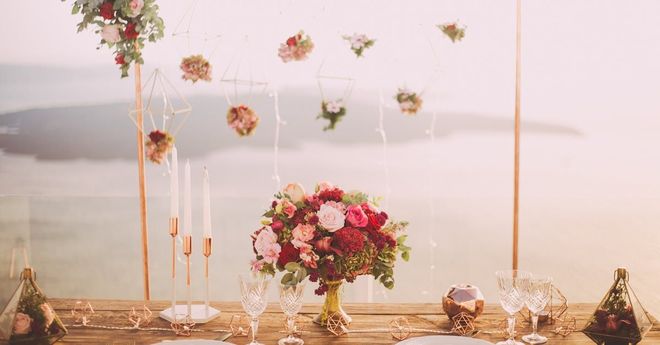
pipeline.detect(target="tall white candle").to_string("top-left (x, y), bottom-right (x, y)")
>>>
top-left (183, 160), bottom-right (192, 236)
top-left (170, 146), bottom-right (179, 219)
top-left (202, 167), bottom-right (212, 238)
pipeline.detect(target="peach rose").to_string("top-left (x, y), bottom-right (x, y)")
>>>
top-left (13, 312), bottom-right (32, 335)
top-left (283, 183), bottom-right (306, 203)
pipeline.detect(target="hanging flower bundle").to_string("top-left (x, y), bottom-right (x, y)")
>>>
top-left (145, 129), bottom-right (173, 164)
top-left (68, 0), bottom-right (165, 78)
top-left (180, 55), bottom-right (212, 83)
top-left (395, 88), bottom-right (423, 115)
top-left (342, 33), bottom-right (375, 58)
top-left (318, 99), bottom-right (347, 131)
top-left (227, 105), bottom-right (260, 137)
top-left (278, 31), bottom-right (314, 63)
top-left (438, 22), bottom-right (466, 43)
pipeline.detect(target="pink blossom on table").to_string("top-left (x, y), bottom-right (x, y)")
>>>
top-left (346, 204), bottom-right (368, 227)
top-left (13, 312), bottom-right (32, 335)
top-left (127, 0), bottom-right (144, 17)
top-left (283, 183), bottom-right (306, 203)
top-left (101, 24), bottom-right (121, 43)
top-left (254, 228), bottom-right (281, 264)
top-left (317, 203), bottom-right (346, 232)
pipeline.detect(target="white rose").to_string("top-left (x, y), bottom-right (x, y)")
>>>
top-left (127, 0), bottom-right (144, 18)
top-left (317, 203), bottom-right (345, 232)
top-left (101, 24), bottom-right (121, 43)
top-left (282, 183), bottom-right (306, 203)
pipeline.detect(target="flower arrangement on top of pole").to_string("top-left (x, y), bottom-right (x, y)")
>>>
top-left (250, 182), bottom-right (411, 326)
top-left (67, 0), bottom-right (165, 78)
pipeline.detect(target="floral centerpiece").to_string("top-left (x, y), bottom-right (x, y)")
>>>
top-left (0, 268), bottom-right (67, 344)
top-left (180, 55), bottom-right (213, 83)
top-left (317, 99), bottom-right (347, 131)
top-left (250, 182), bottom-right (410, 325)
top-left (342, 33), bottom-right (376, 57)
top-left (67, 0), bottom-right (165, 78)
top-left (278, 31), bottom-right (314, 63)
top-left (438, 22), bottom-right (466, 43)
top-left (145, 129), bottom-right (173, 164)
top-left (227, 105), bottom-right (259, 137)
top-left (395, 88), bottom-right (423, 115)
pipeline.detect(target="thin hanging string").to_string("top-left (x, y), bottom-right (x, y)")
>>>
top-left (272, 89), bottom-right (284, 192)
top-left (418, 24), bottom-right (442, 97)
top-left (316, 58), bottom-right (355, 102)
top-left (424, 111), bottom-right (438, 295)
top-left (172, 0), bottom-right (221, 58)
top-left (377, 90), bottom-right (391, 210)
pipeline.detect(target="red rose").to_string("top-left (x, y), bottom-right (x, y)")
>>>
top-left (286, 36), bottom-right (297, 47)
top-left (446, 24), bottom-right (456, 31)
top-left (271, 219), bottom-right (284, 233)
top-left (277, 243), bottom-right (299, 267)
top-left (308, 214), bottom-right (319, 225)
top-left (124, 22), bottom-right (139, 40)
top-left (148, 130), bottom-right (166, 143)
top-left (115, 54), bottom-right (125, 65)
top-left (99, 2), bottom-right (114, 20)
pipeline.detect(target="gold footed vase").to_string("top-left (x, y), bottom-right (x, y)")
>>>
top-left (313, 280), bottom-right (352, 326)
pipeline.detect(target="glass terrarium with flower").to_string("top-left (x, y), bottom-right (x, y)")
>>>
top-left (317, 99), bottom-right (347, 131)
top-left (582, 268), bottom-right (653, 345)
top-left (0, 268), bottom-right (67, 344)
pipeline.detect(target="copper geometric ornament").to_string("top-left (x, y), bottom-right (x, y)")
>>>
top-left (553, 315), bottom-right (577, 337)
top-left (451, 312), bottom-right (476, 336)
top-left (170, 315), bottom-right (195, 337)
top-left (388, 317), bottom-right (412, 340)
top-left (326, 312), bottom-right (349, 336)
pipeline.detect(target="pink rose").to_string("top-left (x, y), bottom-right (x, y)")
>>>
top-left (282, 183), bottom-right (306, 203)
top-left (254, 228), bottom-right (281, 264)
top-left (127, 0), bottom-right (144, 17)
top-left (316, 181), bottom-right (334, 193)
top-left (100, 24), bottom-right (121, 43)
top-left (280, 199), bottom-right (297, 219)
top-left (324, 200), bottom-right (346, 214)
top-left (40, 303), bottom-right (55, 328)
top-left (13, 312), bottom-right (32, 335)
top-left (346, 204), bottom-right (368, 227)
top-left (291, 223), bottom-right (315, 249)
top-left (317, 203), bottom-right (345, 232)
top-left (250, 259), bottom-right (264, 272)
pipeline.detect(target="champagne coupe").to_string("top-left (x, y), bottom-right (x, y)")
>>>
top-left (496, 270), bottom-right (531, 345)
top-left (278, 281), bottom-right (306, 345)
top-left (239, 273), bottom-right (271, 345)
top-left (522, 275), bottom-right (553, 344)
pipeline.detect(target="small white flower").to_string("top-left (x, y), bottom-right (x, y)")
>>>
top-left (325, 100), bottom-right (343, 114)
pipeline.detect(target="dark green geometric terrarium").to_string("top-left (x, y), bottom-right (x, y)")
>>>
top-left (0, 268), bottom-right (67, 344)
top-left (582, 268), bottom-right (653, 345)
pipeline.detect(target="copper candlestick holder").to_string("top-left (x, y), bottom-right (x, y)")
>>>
top-left (159, 231), bottom-right (220, 323)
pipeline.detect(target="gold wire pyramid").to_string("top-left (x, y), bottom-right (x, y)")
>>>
top-left (0, 268), bottom-right (67, 344)
top-left (582, 268), bottom-right (653, 345)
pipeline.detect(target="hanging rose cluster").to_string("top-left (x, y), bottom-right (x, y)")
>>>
top-left (227, 105), bottom-right (260, 137)
top-left (145, 129), bottom-right (173, 164)
top-left (395, 88), bottom-right (423, 115)
top-left (278, 31), bottom-right (315, 62)
top-left (180, 54), bottom-right (213, 83)
top-left (69, 0), bottom-right (165, 78)
top-left (318, 99), bottom-right (347, 131)
top-left (343, 33), bottom-right (376, 58)
top-left (438, 22), bottom-right (466, 43)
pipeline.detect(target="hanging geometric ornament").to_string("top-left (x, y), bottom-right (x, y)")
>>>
top-left (395, 87), bottom-right (423, 115)
top-left (220, 40), bottom-right (268, 137)
top-left (582, 268), bottom-right (653, 345)
top-left (128, 69), bottom-right (192, 164)
top-left (342, 33), bottom-right (376, 58)
top-left (316, 63), bottom-right (355, 131)
top-left (172, 0), bottom-right (221, 84)
top-left (278, 30), bottom-right (314, 63)
top-left (0, 268), bottom-right (67, 344)
top-left (437, 21), bottom-right (466, 43)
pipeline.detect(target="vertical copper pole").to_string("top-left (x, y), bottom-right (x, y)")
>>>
top-left (134, 42), bottom-right (150, 300)
top-left (512, 0), bottom-right (522, 270)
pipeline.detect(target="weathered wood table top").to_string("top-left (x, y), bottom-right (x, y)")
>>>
top-left (48, 299), bottom-right (659, 345)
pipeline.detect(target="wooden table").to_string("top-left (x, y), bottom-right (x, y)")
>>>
top-left (49, 299), bottom-right (658, 345)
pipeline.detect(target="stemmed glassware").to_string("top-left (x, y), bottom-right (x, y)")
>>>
top-left (495, 270), bottom-right (531, 345)
top-left (239, 273), bottom-right (272, 345)
top-left (278, 281), bottom-right (306, 345)
top-left (522, 275), bottom-right (553, 344)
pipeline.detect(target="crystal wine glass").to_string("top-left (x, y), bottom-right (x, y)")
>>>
top-left (239, 273), bottom-right (271, 345)
top-left (496, 270), bottom-right (531, 345)
top-left (278, 281), bottom-right (306, 345)
top-left (522, 275), bottom-right (552, 344)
